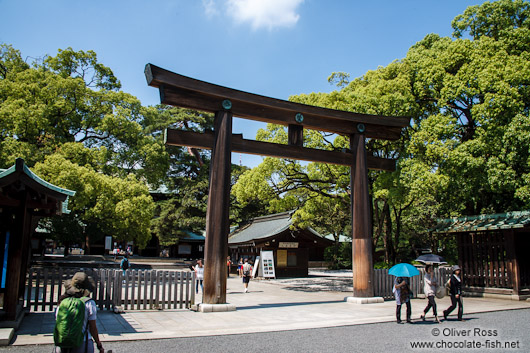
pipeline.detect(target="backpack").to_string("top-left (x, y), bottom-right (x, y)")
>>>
top-left (121, 258), bottom-right (129, 270)
top-left (54, 296), bottom-right (91, 349)
top-left (243, 264), bottom-right (251, 276)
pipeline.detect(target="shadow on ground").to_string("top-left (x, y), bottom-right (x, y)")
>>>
top-left (265, 277), bottom-right (353, 292)
top-left (12, 310), bottom-right (151, 344)
top-left (237, 300), bottom-right (345, 311)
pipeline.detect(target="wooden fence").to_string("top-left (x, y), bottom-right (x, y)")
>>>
top-left (25, 267), bottom-right (451, 311)
top-left (25, 268), bottom-right (195, 312)
top-left (373, 267), bottom-right (452, 299)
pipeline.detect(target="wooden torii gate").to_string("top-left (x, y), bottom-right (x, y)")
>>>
top-left (145, 64), bottom-right (410, 305)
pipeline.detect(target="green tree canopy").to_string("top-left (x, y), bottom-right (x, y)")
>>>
top-left (32, 153), bottom-right (155, 249)
top-left (233, 0), bottom-right (530, 265)
top-left (0, 44), bottom-right (166, 249)
top-left (0, 44), bottom-right (169, 186)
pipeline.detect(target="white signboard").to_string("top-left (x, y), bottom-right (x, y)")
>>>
top-left (279, 242), bottom-right (298, 248)
top-left (260, 250), bottom-right (276, 278)
top-left (105, 236), bottom-right (112, 250)
top-left (252, 256), bottom-right (260, 278)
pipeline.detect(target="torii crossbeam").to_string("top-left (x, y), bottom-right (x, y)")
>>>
top-left (145, 64), bottom-right (410, 305)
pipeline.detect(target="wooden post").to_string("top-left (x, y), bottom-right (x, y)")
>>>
top-left (505, 230), bottom-right (520, 294)
top-left (5, 192), bottom-right (29, 320)
top-left (350, 133), bottom-right (374, 297)
top-left (288, 124), bottom-right (303, 147)
top-left (203, 110), bottom-right (233, 304)
top-left (18, 212), bottom-right (34, 302)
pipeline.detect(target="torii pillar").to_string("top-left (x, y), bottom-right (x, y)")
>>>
top-left (202, 108), bottom-right (235, 310)
top-left (144, 64), bottom-right (409, 309)
top-left (347, 132), bottom-right (382, 304)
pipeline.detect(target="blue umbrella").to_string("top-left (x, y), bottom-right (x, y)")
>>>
top-left (389, 263), bottom-right (420, 277)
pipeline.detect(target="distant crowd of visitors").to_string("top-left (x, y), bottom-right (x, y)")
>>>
top-left (192, 257), bottom-right (254, 294)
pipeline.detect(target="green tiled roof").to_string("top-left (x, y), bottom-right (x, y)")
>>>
top-left (432, 210), bottom-right (530, 233)
top-left (179, 230), bottom-right (205, 242)
top-left (0, 158), bottom-right (75, 214)
top-left (0, 159), bottom-right (75, 197)
top-left (228, 211), bottom-right (323, 245)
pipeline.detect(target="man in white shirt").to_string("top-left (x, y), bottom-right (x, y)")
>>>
top-left (242, 259), bottom-right (253, 293)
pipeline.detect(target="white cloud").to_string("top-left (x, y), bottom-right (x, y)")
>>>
top-left (202, 0), bottom-right (219, 18)
top-left (226, 0), bottom-right (304, 30)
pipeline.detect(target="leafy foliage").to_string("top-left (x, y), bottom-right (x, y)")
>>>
top-left (0, 44), bottom-right (168, 186)
top-left (2, 0), bottom-right (529, 261)
top-left (32, 153), bottom-right (155, 248)
top-left (0, 44), bottom-right (162, 249)
top-left (233, 0), bottom-right (530, 266)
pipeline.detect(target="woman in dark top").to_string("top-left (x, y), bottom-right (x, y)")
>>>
top-left (393, 276), bottom-right (412, 324)
top-left (443, 265), bottom-right (463, 321)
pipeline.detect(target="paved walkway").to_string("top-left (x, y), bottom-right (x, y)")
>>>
top-left (11, 275), bottom-right (530, 345)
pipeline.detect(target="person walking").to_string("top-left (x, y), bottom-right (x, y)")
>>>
top-left (54, 272), bottom-right (105, 353)
top-left (238, 258), bottom-right (244, 277)
top-left (120, 254), bottom-right (129, 278)
top-left (242, 258), bottom-right (252, 293)
top-left (443, 265), bottom-right (464, 321)
top-left (393, 276), bottom-right (412, 324)
top-left (227, 256), bottom-right (232, 278)
top-left (194, 259), bottom-right (204, 294)
top-left (421, 264), bottom-right (440, 323)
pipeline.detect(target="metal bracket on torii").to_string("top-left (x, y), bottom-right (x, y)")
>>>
top-left (145, 64), bottom-right (410, 304)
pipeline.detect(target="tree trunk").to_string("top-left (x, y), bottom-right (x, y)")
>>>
top-left (63, 241), bottom-right (70, 257)
top-left (383, 201), bottom-right (393, 264)
top-left (392, 207), bottom-right (402, 265)
top-left (333, 234), bottom-right (340, 268)
top-left (85, 233), bottom-right (90, 255)
top-left (373, 199), bottom-right (383, 250)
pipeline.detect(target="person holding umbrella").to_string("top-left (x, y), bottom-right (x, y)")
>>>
top-left (421, 264), bottom-right (440, 323)
top-left (443, 265), bottom-right (463, 321)
top-left (389, 263), bottom-right (419, 324)
top-left (416, 254), bottom-right (446, 265)
top-left (394, 277), bottom-right (412, 324)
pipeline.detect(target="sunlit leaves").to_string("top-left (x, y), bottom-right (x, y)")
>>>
top-left (33, 154), bottom-right (155, 248)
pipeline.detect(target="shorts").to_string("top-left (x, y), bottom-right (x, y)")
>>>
top-left (242, 276), bottom-right (250, 284)
top-left (54, 339), bottom-right (94, 353)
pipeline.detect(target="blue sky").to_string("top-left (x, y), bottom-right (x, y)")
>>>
top-left (0, 0), bottom-right (487, 167)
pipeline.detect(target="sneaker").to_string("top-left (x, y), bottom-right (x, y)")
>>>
top-left (407, 319), bottom-right (413, 324)
top-left (396, 320), bottom-right (403, 324)
top-left (420, 314), bottom-right (426, 321)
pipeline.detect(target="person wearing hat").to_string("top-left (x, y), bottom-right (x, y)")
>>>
top-left (56, 272), bottom-right (104, 353)
top-left (443, 265), bottom-right (463, 321)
